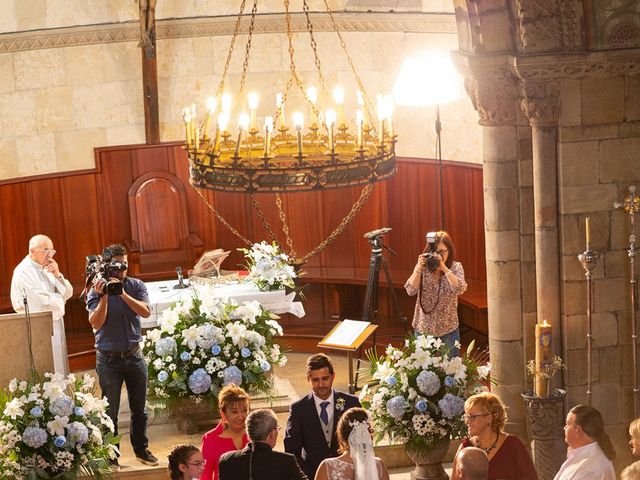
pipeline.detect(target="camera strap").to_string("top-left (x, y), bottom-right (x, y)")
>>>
top-left (419, 272), bottom-right (443, 315)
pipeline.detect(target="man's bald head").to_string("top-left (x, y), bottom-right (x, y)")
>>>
top-left (458, 447), bottom-right (489, 480)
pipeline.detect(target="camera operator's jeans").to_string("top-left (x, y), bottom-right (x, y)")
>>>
top-left (96, 350), bottom-right (149, 456)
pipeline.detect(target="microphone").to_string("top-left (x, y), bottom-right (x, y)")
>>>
top-left (173, 266), bottom-right (188, 289)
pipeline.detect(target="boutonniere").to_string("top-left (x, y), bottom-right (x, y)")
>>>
top-left (336, 397), bottom-right (346, 412)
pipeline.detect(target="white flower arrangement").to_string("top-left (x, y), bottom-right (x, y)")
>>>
top-left (360, 336), bottom-right (490, 456)
top-left (239, 241), bottom-right (297, 291)
top-left (143, 292), bottom-right (287, 411)
top-left (0, 373), bottom-right (118, 479)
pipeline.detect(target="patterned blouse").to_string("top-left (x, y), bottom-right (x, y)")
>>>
top-left (404, 261), bottom-right (467, 337)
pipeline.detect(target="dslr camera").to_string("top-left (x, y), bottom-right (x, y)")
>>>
top-left (85, 247), bottom-right (127, 296)
top-left (422, 231), bottom-right (440, 272)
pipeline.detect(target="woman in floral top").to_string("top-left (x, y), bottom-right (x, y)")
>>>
top-left (405, 231), bottom-right (467, 356)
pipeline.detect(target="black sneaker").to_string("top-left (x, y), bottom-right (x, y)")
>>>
top-left (135, 449), bottom-right (159, 466)
top-left (109, 457), bottom-right (120, 471)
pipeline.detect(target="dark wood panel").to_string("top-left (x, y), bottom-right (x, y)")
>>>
top-left (0, 143), bottom-right (486, 360)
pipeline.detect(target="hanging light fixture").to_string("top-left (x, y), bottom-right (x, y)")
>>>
top-left (182, 0), bottom-right (397, 193)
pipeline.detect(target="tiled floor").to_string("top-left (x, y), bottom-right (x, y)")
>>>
top-left (96, 351), bottom-right (455, 478)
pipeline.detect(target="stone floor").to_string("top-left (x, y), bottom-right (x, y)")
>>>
top-left (99, 352), bottom-right (454, 479)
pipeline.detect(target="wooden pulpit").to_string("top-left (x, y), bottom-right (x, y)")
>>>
top-left (0, 311), bottom-right (55, 387)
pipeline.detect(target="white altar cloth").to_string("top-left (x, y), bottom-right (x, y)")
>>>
top-left (143, 279), bottom-right (305, 328)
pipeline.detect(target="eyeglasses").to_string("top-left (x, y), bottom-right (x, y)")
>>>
top-left (436, 249), bottom-right (448, 255)
top-left (462, 413), bottom-right (490, 422)
top-left (37, 248), bottom-right (56, 256)
top-left (188, 460), bottom-right (206, 467)
top-left (273, 426), bottom-right (282, 432)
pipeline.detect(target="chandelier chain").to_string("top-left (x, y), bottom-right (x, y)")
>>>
top-left (322, 0), bottom-right (374, 116)
top-left (250, 194), bottom-right (278, 243)
top-left (214, 0), bottom-right (249, 100)
top-left (238, 0), bottom-right (259, 97)
top-left (275, 193), bottom-right (297, 259)
top-left (302, 0), bottom-right (329, 100)
top-left (193, 188), bottom-right (253, 247)
top-left (300, 184), bottom-right (375, 265)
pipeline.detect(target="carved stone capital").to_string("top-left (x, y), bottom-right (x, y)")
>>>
top-left (519, 79), bottom-right (560, 126)
top-left (452, 53), bottom-right (520, 126)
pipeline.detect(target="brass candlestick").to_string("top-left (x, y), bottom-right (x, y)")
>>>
top-left (614, 185), bottom-right (640, 415)
top-left (578, 245), bottom-right (601, 406)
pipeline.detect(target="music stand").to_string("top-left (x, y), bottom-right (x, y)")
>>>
top-left (318, 320), bottom-right (378, 394)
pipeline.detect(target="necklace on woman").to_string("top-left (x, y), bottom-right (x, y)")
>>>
top-left (478, 433), bottom-right (499, 455)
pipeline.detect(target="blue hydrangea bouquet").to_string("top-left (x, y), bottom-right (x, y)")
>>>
top-left (143, 292), bottom-right (287, 412)
top-left (0, 373), bottom-right (118, 479)
top-left (360, 336), bottom-right (490, 456)
top-left (239, 241), bottom-right (297, 291)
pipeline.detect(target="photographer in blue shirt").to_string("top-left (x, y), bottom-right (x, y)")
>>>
top-left (86, 243), bottom-right (158, 469)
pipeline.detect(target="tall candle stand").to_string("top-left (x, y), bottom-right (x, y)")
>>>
top-left (614, 185), bottom-right (640, 415)
top-left (578, 243), bottom-right (601, 406)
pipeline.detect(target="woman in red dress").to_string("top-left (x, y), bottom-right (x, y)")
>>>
top-left (452, 392), bottom-right (538, 480)
top-left (200, 384), bottom-right (250, 480)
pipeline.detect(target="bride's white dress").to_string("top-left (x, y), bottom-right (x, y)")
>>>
top-left (321, 456), bottom-right (384, 480)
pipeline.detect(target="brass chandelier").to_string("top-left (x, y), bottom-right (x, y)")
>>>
top-left (182, 0), bottom-right (397, 193)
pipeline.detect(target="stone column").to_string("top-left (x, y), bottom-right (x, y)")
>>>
top-left (454, 53), bottom-right (530, 439)
top-left (519, 79), bottom-right (562, 359)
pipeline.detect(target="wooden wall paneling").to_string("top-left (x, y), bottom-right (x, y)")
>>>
top-left (257, 192), bottom-right (325, 268)
top-left (317, 186), bottom-right (363, 278)
top-left (131, 145), bottom-right (170, 178)
top-left (58, 175), bottom-right (102, 288)
top-left (28, 179), bottom-right (70, 276)
top-left (210, 191), bottom-right (254, 270)
top-left (385, 160), bottom-right (439, 278)
top-left (351, 182), bottom-right (389, 273)
top-left (0, 183), bottom-right (31, 310)
top-left (169, 146), bottom-right (217, 250)
top-left (95, 149), bottom-right (134, 247)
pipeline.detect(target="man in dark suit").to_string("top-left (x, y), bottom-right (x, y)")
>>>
top-left (219, 409), bottom-right (307, 480)
top-left (284, 353), bottom-right (361, 479)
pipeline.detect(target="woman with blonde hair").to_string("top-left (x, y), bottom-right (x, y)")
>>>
top-left (314, 407), bottom-right (390, 480)
top-left (200, 384), bottom-right (250, 480)
top-left (452, 392), bottom-right (537, 480)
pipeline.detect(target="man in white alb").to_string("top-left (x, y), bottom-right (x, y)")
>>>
top-left (10, 234), bottom-right (73, 375)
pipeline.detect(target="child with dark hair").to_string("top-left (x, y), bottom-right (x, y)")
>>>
top-left (168, 444), bottom-right (205, 480)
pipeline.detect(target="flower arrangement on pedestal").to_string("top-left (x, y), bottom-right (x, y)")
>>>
top-left (239, 241), bottom-right (297, 291)
top-left (361, 336), bottom-right (490, 457)
top-left (143, 293), bottom-right (287, 412)
top-left (0, 373), bottom-right (118, 479)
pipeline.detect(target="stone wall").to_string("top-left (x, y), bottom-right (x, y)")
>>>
top-left (558, 70), bottom-right (640, 470)
top-left (0, 3), bottom-right (482, 180)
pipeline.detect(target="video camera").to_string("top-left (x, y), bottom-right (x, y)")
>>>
top-left (85, 247), bottom-right (127, 296)
top-left (422, 231), bottom-right (440, 272)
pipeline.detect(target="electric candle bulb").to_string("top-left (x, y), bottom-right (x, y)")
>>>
top-left (235, 113), bottom-right (250, 158)
top-left (293, 111), bottom-right (304, 159)
top-left (263, 116), bottom-right (273, 157)
top-left (356, 109), bottom-right (364, 150)
top-left (325, 109), bottom-right (336, 153)
top-left (333, 86), bottom-right (345, 125)
top-left (248, 92), bottom-right (259, 129)
top-left (384, 94), bottom-right (394, 137)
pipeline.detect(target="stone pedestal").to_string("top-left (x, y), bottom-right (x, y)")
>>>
top-left (522, 389), bottom-right (567, 480)
top-left (405, 437), bottom-right (450, 480)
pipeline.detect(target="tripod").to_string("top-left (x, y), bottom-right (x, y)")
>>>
top-left (352, 229), bottom-right (408, 391)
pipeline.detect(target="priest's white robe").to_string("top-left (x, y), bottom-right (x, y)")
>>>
top-left (10, 256), bottom-right (73, 375)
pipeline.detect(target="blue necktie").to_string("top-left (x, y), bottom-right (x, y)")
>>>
top-left (320, 401), bottom-right (330, 426)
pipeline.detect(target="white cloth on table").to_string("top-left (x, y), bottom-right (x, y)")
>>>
top-left (10, 256), bottom-right (73, 375)
top-left (553, 441), bottom-right (615, 480)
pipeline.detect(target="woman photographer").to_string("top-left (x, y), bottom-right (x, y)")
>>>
top-left (405, 230), bottom-right (467, 356)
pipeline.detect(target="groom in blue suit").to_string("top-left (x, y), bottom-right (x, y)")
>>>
top-left (284, 353), bottom-right (361, 479)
